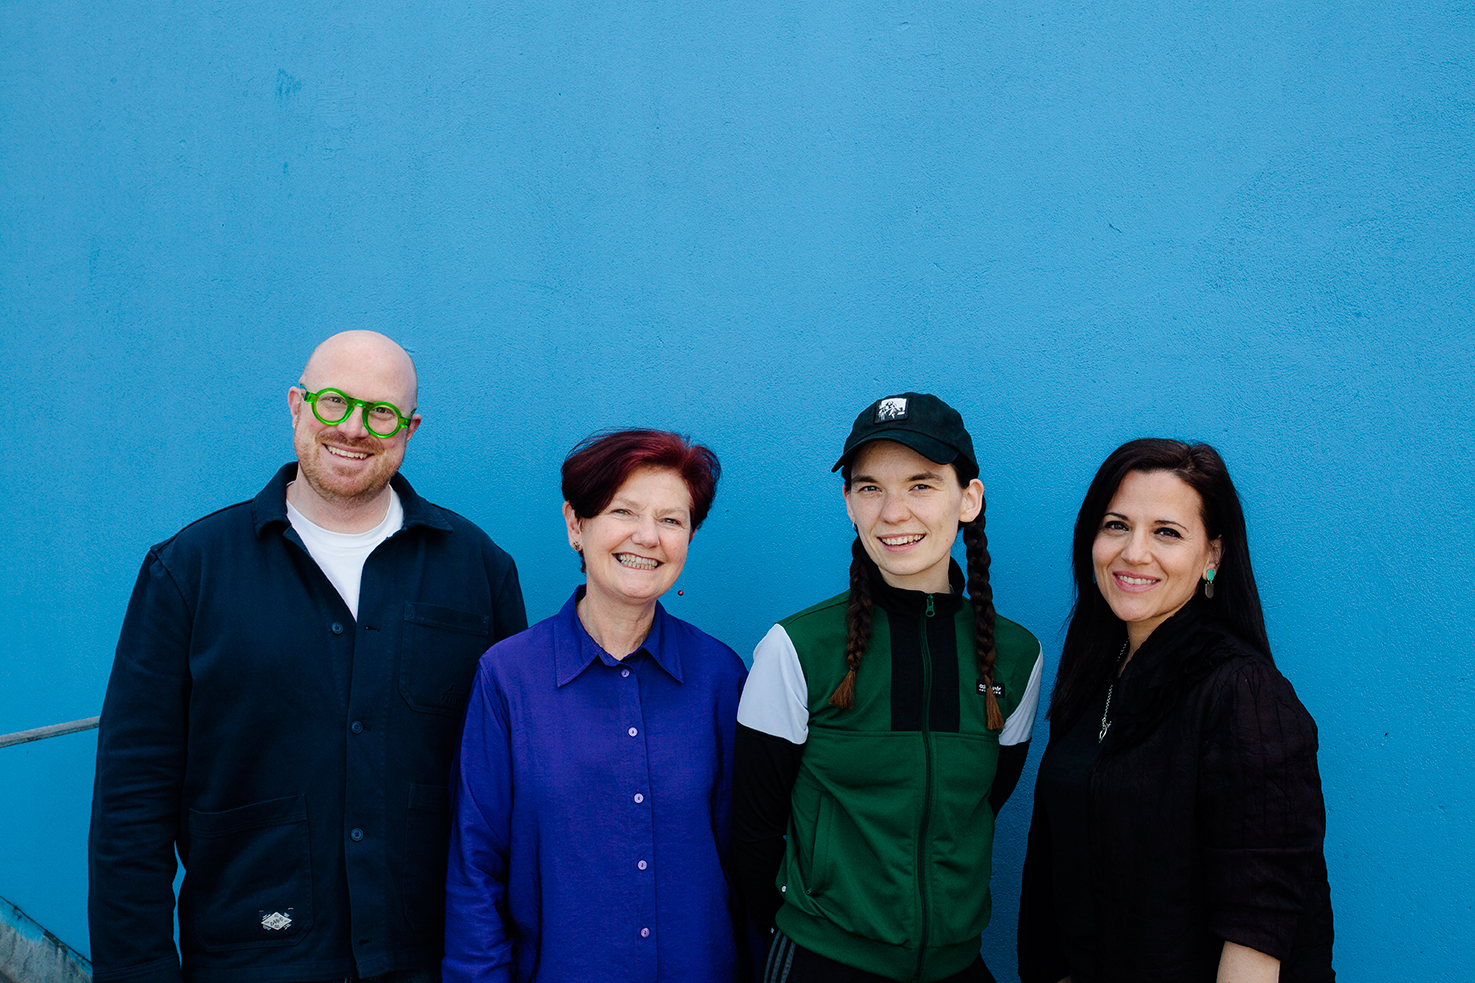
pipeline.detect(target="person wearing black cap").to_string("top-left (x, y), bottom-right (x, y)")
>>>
top-left (732, 393), bottom-right (1044, 983)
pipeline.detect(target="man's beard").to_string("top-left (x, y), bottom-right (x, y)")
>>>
top-left (293, 427), bottom-right (401, 505)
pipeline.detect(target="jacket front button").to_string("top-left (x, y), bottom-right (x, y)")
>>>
top-left (350, 827), bottom-right (364, 842)
top-left (331, 622), bottom-right (344, 635)
top-left (350, 720), bottom-right (364, 734)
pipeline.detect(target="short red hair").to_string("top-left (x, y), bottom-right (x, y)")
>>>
top-left (561, 429), bottom-right (722, 530)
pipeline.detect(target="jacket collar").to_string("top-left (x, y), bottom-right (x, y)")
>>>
top-left (251, 462), bottom-right (452, 536)
top-left (866, 554), bottom-right (967, 620)
top-left (551, 587), bottom-right (684, 687)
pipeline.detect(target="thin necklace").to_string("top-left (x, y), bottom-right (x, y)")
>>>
top-left (1098, 641), bottom-right (1130, 743)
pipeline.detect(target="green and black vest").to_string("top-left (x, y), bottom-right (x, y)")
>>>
top-left (775, 566), bottom-right (1040, 982)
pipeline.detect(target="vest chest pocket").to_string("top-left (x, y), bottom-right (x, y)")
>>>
top-left (399, 602), bottom-right (491, 715)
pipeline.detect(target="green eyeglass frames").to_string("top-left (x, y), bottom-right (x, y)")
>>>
top-left (296, 385), bottom-right (415, 438)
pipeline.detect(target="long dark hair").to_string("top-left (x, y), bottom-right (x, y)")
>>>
top-left (1050, 438), bottom-right (1271, 730)
top-left (828, 457), bottom-right (1005, 730)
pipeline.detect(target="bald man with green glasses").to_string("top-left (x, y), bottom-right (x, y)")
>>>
top-left (90, 330), bottom-right (528, 983)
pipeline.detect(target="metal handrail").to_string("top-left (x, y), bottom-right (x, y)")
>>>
top-left (0, 716), bottom-right (101, 749)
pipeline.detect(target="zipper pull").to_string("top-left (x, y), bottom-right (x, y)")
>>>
top-left (925, 595), bottom-right (935, 618)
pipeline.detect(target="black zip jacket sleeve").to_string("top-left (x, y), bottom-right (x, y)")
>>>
top-left (731, 722), bottom-right (804, 931)
top-left (990, 740), bottom-right (1030, 816)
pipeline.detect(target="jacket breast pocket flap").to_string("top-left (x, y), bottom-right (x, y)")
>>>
top-left (185, 794), bottom-right (314, 950)
top-left (400, 602), bottom-right (491, 716)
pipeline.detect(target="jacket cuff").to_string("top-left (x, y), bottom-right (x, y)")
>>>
top-left (1209, 903), bottom-right (1301, 962)
top-left (90, 955), bottom-right (183, 983)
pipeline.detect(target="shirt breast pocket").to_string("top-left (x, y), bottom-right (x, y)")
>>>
top-left (399, 602), bottom-right (491, 716)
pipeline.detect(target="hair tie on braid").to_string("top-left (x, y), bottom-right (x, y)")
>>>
top-left (964, 509), bottom-right (1005, 730)
top-left (829, 536), bottom-right (874, 709)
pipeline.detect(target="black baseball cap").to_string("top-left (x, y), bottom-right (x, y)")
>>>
top-left (832, 392), bottom-right (978, 474)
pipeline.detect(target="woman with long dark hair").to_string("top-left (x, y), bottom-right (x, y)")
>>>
top-left (1018, 439), bottom-right (1334, 983)
top-left (733, 393), bottom-right (1044, 983)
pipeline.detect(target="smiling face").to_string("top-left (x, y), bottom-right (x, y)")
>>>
top-left (565, 466), bottom-right (694, 613)
top-left (1092, 469), bottom-right (1223, 652)
top-left (843, 440), bottom-right (983, 594)
top-left (289, 331), bottom-right (421, 515)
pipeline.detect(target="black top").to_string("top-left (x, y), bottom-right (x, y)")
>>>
top-left (1018, 597), bottom-right (1335, 983)
top-left (1033, 682), bottom-right (1109, 983)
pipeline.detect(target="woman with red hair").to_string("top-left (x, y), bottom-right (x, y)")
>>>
top-left (444, 430), bottom-right (750, 983)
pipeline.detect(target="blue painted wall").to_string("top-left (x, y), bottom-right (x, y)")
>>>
top-left (2, 2), bottom-right (1471, 978)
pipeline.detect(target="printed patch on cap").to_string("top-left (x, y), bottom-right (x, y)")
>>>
top-left (260, 910), bottom-right (294, 932)
top-left (874, 397), bottom-right (909, 422)
top-left (977, 680), bottom-right (1005, 699)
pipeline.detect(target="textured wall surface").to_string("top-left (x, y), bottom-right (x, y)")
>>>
top-left (0, 895), bottom-right (91, 983)
top-left (2, 2), bottom-right (1471, 979)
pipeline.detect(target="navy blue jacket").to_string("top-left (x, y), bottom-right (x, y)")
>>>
top-left (89, 464), bottom-right (527, 983)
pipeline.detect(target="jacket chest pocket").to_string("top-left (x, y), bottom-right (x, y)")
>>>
top-left (399, 602), bottom-right (491, 716)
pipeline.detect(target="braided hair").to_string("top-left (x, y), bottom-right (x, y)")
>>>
top-left (827, 536), bottom-right (874, 709)
top-left (962, 503), bottom-right (1004, 729)
top-left (829, 466), bottom-right (1003, 729)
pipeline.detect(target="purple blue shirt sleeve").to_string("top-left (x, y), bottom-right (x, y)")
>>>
top-left (444, 589), bottom-right (748, 983)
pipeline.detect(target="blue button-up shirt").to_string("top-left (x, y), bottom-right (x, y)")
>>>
top-left (444, 589), bottom-right (748, 983)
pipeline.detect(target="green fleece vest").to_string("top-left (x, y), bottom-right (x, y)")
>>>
top-left (774, 591), bottom-right (1039, 982)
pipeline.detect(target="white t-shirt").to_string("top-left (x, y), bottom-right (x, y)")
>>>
top-left (286, 489), bottom-right (403, 620)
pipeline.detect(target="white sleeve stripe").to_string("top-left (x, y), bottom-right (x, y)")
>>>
top-left (999, 646), bottom-right (1045, 746)
top-left (736, 624), bottom-right (810, 745)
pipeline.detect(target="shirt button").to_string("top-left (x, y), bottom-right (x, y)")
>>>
top-left (640, 927), bottom-right (650, 938)
top-left (331, 622), bottom-right (344, 635)
top-left (350, 720), bottom-right (364, 735)
top-left (621, 668), bottom-right (630, 678)
top-left (627, 727), bottom-right (638, 737)
top-left (633, 793), bottom-right (644, 804)
top-left (350, 828), bottom-right (364, 842)
top-left (637, 860), bottom-right (647, 870)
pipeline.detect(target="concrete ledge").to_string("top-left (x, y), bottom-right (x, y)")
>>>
top-left (0, 896), bottom-right (90, 983)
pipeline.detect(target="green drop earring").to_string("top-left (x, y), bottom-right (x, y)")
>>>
top-left (1204, 568), bottom-right (1216, 598)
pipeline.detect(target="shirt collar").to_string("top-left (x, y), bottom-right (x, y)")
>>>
top-left (251, 462), bottom-right (452, 536)
top-left (552, 587), bottom-right (685, 687)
